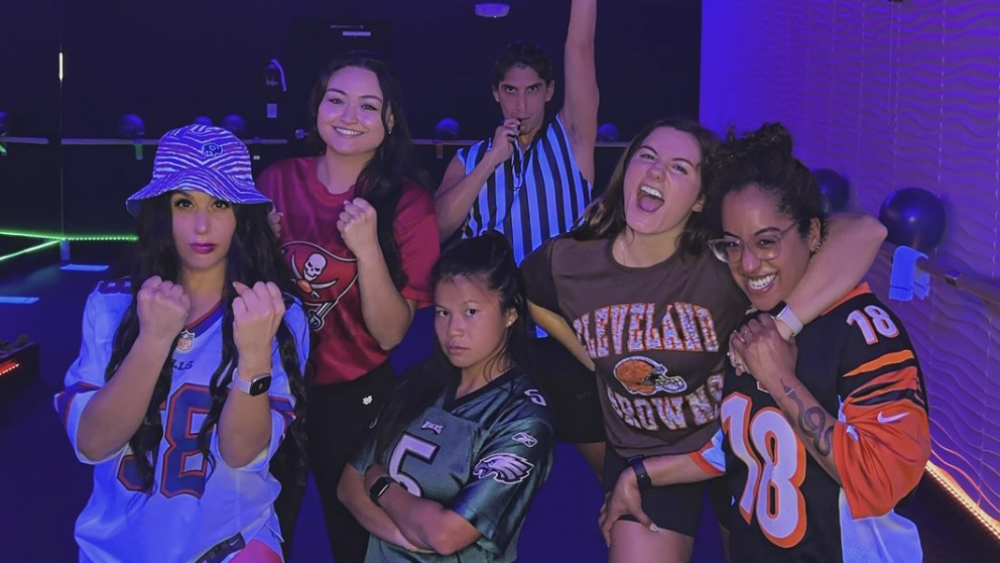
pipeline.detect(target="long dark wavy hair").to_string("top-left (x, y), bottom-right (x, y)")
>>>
top-left (571, 117), bottom-right (721, 255)
top-left (374, 232), bottom-right (531, 458)
top-left (105, 193), bottom-right (308, 493)
top-left (305, 52), bottom-right (431, 289)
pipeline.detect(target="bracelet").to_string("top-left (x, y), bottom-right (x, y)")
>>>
top-left (369, 475), bottom-right (395, 507)
top-left (775, 305), bottom-right (804, 336)
top-left (627, 456), bottom-right (653, 491)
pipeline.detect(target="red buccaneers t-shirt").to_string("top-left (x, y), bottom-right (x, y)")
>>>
top-left (257, 157), bottom-right (439, 385)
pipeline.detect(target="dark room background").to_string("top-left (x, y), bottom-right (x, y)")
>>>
top-left (0, 0), bottom-right (702, 237)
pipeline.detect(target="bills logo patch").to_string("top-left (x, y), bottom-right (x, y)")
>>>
top-left (473, 453), bottom-right (534, 484)
top-left (512, 432), bottom-right (537, 447)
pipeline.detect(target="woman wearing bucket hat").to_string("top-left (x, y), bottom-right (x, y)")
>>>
top-left (256, 53), bottom-right (440, 562)
top-left (55, 124), bottom-right (309, 563)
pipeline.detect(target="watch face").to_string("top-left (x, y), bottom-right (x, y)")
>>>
top-left (249, 376), bottom-right (272, 396)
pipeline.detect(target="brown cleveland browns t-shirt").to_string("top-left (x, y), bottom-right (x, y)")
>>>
top-left (522, 236), bottom-right (748, 457)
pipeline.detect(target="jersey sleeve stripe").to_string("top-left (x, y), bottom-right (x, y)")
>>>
top-left (822, 283), bottom-right (872, 316)
top-left (849, 368), bottom-right (925, 409)
top-left (268, 397), bottom-right (295, 433)
top-left (853, 388), bottom-right (923, 408)
top-left (55, 382), bottom-right (101, 431)
top-left (842, 350), bottom-right (915, 378)
top-left (689, 435), bottom-right (725, 476)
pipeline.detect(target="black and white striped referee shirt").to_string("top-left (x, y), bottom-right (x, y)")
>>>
top-left (457, 115), bottom-right (593, 264)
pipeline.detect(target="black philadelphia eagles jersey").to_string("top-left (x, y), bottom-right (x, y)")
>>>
top-left (352, 366), bottom-right (554, 562)
top-left (695, 285), bottom-right (930, 562)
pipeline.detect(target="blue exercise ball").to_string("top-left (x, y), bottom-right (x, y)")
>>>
top-left (118, 113), bottom-right (145, 139)
top-left (221, 114), bottom-right (248, 137)
top-left (813, 168), bottom-right (850, 213)
top-left (878, 187), bottom-right (946, 253)
top-left (435, 117), bottom-right (461, 140)
top-left (0, 110), bottom-right (10, 136)
top-left (193, 115), bottom-right (214, 127)
top-left (597, 122), bottom-right (620, 142)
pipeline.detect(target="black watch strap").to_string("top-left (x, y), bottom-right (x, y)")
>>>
top-left (628, 456), bottom-right (652, 491)
top-left (369, 476), bottom-right (395, 506)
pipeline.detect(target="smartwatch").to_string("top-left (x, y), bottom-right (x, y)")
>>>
top-left (232, 371), bottom-right (272, 397)
top-left (775, 304), bottom-right (804, 337)
top-left (369, 476), bottom-right (395, 506)
top-left (627, 455), bottom-right (652, 491)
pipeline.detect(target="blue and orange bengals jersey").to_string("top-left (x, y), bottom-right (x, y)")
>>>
top-left (694, 284), bottom-right (930, 562)
top-left (54, 280), bottom-right (308, 563)
top-left (352, 366), bottom-right (554, 563)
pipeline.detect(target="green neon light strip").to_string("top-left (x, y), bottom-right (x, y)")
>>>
top-left (64, 234), bottom-right (138, 242)
top-left (0, 230), bottom-right (137, 242)
top-left (0, 240), bottom-right (61, 263)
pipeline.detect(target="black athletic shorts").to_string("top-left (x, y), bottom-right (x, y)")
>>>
top-left (528, 336), bottom-right (606, 444)
top-left (603, 446), bottom-right (730, 537)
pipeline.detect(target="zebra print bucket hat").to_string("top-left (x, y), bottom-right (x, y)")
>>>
top-left (125, 124), bottom-right (271, 216)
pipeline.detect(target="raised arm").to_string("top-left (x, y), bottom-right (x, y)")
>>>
top-left (217, 282), bottom-right (288, 468)
top-left (557, 0), bottom-right (599, 183)
top-left (340, 197), bottom-right (429, 350)
top-left (76, 277), bottom-right (187, 461)
top-left (435, 121), bottom-right (518, 238)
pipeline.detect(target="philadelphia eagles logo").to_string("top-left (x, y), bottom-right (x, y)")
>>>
top-left (473, 453), bottom-right (534, 484)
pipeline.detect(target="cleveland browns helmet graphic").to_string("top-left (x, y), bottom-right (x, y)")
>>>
top-left (613, 356), bottom-right (688, 396)
top-left (283, 241), bottom-right (357, 330)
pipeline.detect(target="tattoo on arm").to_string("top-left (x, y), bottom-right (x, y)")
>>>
top-left (781, 381), bottom-right (834, 457)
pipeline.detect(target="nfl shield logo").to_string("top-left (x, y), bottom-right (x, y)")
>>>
top-left (177, 330), bottom-right (195, 352)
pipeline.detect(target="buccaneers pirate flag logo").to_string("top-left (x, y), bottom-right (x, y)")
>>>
top-left (283, 241), bottom-right (357, 331)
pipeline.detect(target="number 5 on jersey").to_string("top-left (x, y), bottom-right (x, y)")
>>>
top-left (388, 434), bottom-right (440, 497)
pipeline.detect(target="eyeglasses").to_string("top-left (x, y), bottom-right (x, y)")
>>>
top-left (707, 223), bottom-right (799, 264)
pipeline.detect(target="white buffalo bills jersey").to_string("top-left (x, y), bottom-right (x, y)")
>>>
top-left (54, 280), bottom-right (308, 563)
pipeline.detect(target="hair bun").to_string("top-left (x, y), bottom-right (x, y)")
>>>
top-left (714, 122), bottom-right (794, 168)
top-left (481, 230), bottom-right (515, 260)
top-left (747, 122), bottom-right (793, 157)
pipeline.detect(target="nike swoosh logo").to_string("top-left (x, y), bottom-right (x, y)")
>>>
top-left (877, 411), bottom-right (909, 424)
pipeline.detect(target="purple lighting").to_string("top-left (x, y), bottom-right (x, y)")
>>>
top-left (475, 3), bottom-right (510, 19)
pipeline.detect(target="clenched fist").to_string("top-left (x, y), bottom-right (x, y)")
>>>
top-left (137, 276), bottom-right (191, 345)
top-left (337, 197), bottom-right (380, 258)
top-left (232, 281), bottom-right (285, 367)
